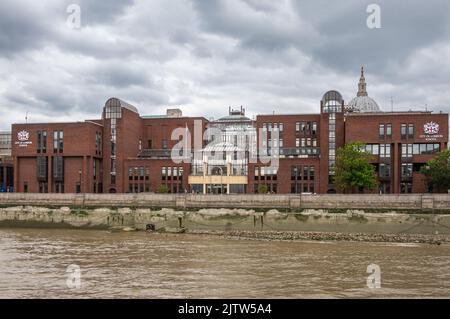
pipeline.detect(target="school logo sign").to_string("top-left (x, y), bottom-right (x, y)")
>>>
top-left (423, 122), bottom-right (439, 135)
top-left (15, 130), bottom-right (32, 147)
top-left (17, 130), bottom-right (30, 141)
top-left (420, 122), bottom-right (443, 141)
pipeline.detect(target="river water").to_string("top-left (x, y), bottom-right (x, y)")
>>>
top-left (0, 228), bottom-right (449, 298)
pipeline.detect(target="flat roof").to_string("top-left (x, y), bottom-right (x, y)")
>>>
top-left (346, 111), bottom-right (447, 116)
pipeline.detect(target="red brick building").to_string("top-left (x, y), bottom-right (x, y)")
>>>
top-left (10, 69), bottom-right (448, 194)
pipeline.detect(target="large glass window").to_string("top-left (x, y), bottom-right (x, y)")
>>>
top-left (380, 144), bottom-right (391, 158)
top-left (379, 164), bottom-right (391, 178)
top-left (401, 163), bottom-right (413, 178)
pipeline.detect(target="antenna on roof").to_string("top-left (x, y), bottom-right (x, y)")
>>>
top-left (390, 97), bottom-right (394, 112)
top-left (25, 111), bottom-right (28, 124)
top-left (425, 104), bottom-right (428, 112)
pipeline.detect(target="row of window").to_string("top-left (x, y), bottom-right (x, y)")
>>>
top-left (296, 122), bottom-right (318, 136)
top-left (291, 183), bottom-right (315, 194)
top-left (379, 123), bottom-right (414, 139)
top-left (401, 144), bottom-right (440, 156)
top-left (365, 143), bottom-right (441, 157)
top-left (291, 165), bottom-right (315, 181)
top-left (262, 123), bottom-right (284, 132)
top-left (37, 130), bottom-right (63, 154)
top-left (129, 167), bottom-right (150, 181)
top-left (162, 166), bottom-right (184, 180)
top-left (254, 166), bottom-right (278, 181)
top-left (295, 137), bottom-right (318, 147)
top-left (379, 163), bottom-right (420, 179)
top-left (95, 132), bottom-right (102, 155)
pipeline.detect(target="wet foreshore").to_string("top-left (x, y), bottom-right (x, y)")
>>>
top-left (184, 229), bottom-right (449, 245)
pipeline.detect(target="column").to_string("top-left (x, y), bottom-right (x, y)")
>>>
top-left (393, 143), bottom-right (400, 194)
top-left (48, 156), bottom-right (53, 193)
top-left (13, 157), bottom-right (18, 192)
top-left (82, 156), bottom-right (88, 193)
top-left (88, 156), bottom-right (93, 193)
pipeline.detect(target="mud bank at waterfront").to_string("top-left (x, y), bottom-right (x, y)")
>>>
top-left (185, 230), bottom-right (449, 245)
top-left (1, 205), bottom-right (450, 240)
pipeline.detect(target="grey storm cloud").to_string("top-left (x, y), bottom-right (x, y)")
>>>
top-left (0, 0), bottom-right (449, 130)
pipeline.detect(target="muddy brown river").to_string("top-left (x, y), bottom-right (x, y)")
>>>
top-left (0, 228), bottom-right (449, 298)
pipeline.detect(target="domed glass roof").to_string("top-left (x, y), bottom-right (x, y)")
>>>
top-left (347, 67), bottom-right (381, 113)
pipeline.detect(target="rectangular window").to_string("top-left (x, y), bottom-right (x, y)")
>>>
top-left (148, 139), bottom-right (152, 149)
top-left (59, 131), bottom-right (63, 153)
top-left (303, 166), bottom-right (308, 180)
top-left (379, 164), bottom-right (391, 178)
top-left (129, 168), bottom-right (133, 181)
top-left (401, 163), bottom-right (413, 178)
top-left (380, 144), bottom-right (391, 158)
top-left (42, 131), bottom-right (47, 153)
top-left (408, 124), bottom-right (414, 139)
top-left (401, 124), bottom-right (407, 139)
top-left (162, 139), bottom-right (168, 149)
top-left (291, 166), bottom-right (297, 181)
top-left (379, 124), bottom-right (385, 139)
top-left (53, 131), bottom-right (58, 153)
top-left (310, 166), bottom-right (315, 181)
top-left (312, 122), bottom-right (317, 135)
top-left (301, 122), bottom-right (306, 135)
top-left (37, 131), bottom-right (41, 153)
top-left (386, 124), bottom-right (392, 138)
top-left (162, 167), bottom-right (166, 180)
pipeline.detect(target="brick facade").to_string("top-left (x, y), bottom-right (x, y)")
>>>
top-left (10, 96), bottom-right (448, 194)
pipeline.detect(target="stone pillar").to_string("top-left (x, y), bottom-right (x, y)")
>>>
top-left (13, 157), bottom-right (18, 192)
top-left (88, 156), bottom-right (93, 193)
top-left (48, 155), bottom-right (53, 193)
top-left (82, 156), bottom-right (87, 193)
top-left (393, 142), bottom-right (400, 194)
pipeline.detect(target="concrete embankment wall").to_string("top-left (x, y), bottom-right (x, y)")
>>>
top-left (1, 193), bottom-right (450, 210)
top-left (0, 206), bottom-right (450, 235)
top-left (1, 194), bottom-right (450, 235)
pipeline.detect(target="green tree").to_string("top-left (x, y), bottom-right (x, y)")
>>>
top-left (257, 184), bottom-right (268, 194)
top-left (335, 142), bottom-right (377, 193)
top-left (420, 149), bottom-right (450, 193)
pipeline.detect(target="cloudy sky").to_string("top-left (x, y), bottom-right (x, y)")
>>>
top-left (1, 0), bottom-right (449, 130)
